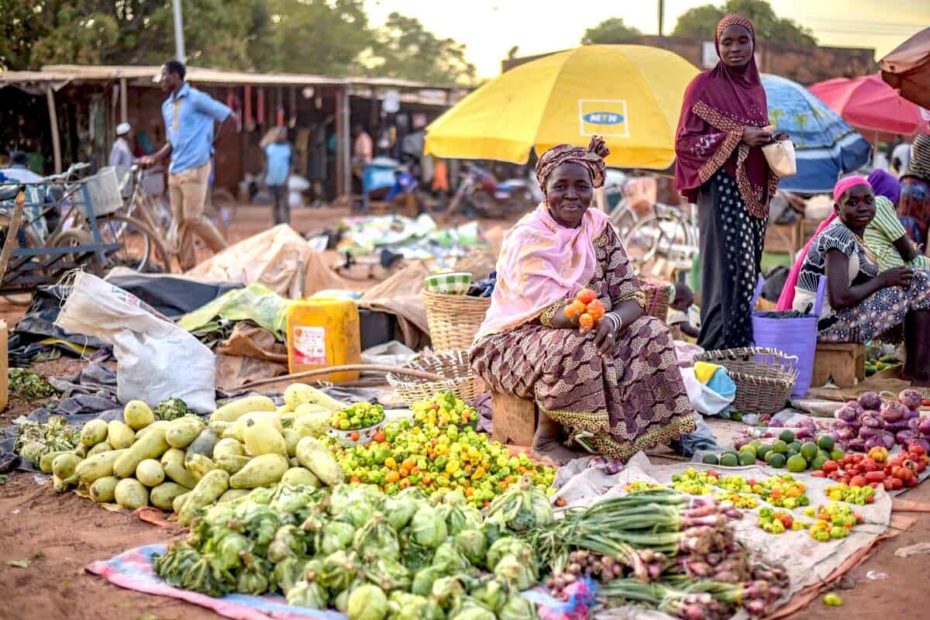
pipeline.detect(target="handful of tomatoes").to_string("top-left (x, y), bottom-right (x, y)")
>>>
top-left (565, 288), bottom-right (606, 333)
top-left (810, 441), bottom-right (928, 491)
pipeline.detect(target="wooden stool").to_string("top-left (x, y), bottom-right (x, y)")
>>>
top-left (490, 390), bottom-right (537, 447)
top-left (812, 343), bottom-right (866, 388)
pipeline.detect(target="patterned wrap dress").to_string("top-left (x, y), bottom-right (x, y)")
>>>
top-left (470, 225), bottom-right (697, 461)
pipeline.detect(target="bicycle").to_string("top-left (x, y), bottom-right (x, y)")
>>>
top-left (622, 202), bottom-right (700, 274)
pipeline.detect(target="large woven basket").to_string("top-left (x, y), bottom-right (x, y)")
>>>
top-left (423, 291), bottom-right (490, 352)
top-left (642, 278), bottom-right (673, 323)
top-left (694, 347), bottom-right (799, 415)
top-left (386, 349), bottom-right (481, 404)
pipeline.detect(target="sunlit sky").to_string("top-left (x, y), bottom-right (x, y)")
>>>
top-left (365, 0), bottom-right (929, 78)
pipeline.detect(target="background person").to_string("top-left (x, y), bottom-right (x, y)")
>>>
top-left (264, 126), bottom-right (293, 225)
top-left (138, 60), bottom-right (232, 270)
top-left (864, 169), bottom-right (930, 270)
top-left (109, 122), bottom-right (135, 169)
top-left (674, 14), bottom-right (781, 351)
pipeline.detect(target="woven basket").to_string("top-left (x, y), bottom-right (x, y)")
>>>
top-left (642, 279), bottom-right (672, 323)
top-left (386, 349), bottom-right (481, 404)
top-left (423, 291), bottom-right (490, 352)
top-left (694, 347), bottom-right (799, 415)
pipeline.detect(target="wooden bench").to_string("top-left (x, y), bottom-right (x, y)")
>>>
top-left (490, 390), bottom-right (537, 447)
top-left (812, 343), bottom-right (866, 388)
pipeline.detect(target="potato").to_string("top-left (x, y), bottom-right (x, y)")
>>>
top-left (150, 482), bottom-right (189, 511)
top-left (243, 421), bottom-right (288, 457)
top-left (89, 476), bottom-right (119, 503)
top-left (280, 467), bottom-right (321, 488)
top-left (113, 427), bottom-right (169, 478)
top-left (124, 400), bottom-right (155, 431)
top-left (210, 395), bottom-right (276, 423)
top-left (161, 448), bottom-right (198, 489)
top-left (107, 420), bottom-right (135, 449)
top-left (178, 470), bottom-right (229, 526)
top-left (114, 478), bottom-right (149, 510)
top-left (80, 419), bottom-right (109, 447)
top-left (136, 459), bottom-right (166, 487)
top-left (165, 416), bottom-right (205, 449)
top-left (75, 449), bottom-right (127, 485)
top-left (229, 454), bottom-right (289, 489)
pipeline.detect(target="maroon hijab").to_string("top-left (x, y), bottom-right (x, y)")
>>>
top-left (674, 14), bottom-right (775, 218)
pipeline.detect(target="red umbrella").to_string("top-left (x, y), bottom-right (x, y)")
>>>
top-left (810, 73), bottom-right (929, 137)
top-left (880, 28), bottom-right (930, 110)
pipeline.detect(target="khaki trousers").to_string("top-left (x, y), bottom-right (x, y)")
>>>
top-left (168, 162), bottom-right (228, 270)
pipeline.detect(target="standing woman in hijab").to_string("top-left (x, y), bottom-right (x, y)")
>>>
top-left (674, 14), bottom-right (781, 350)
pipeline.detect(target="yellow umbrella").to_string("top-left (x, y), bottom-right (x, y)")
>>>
top-left (426, 45), bottom-right (699, 169)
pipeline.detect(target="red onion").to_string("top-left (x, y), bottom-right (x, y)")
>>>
top-left (800, 417), bottom-right (817, 429)
top-left (861, 414), bottom-right (884, 429)
top-left (884, 420), bottom-right (910, 433)
top-left (858, 392), bottom-right (883, 411)
top-left (918, 416), bottom-right (930, 436)
top-left (833, 427), bottom-right (855, 441)
top-left (769, 419), bottom-right (784, 428)
top-left (907, 417), bottom-right (920, 432)
top-left (864, 436), bottom-right (884, 450)
top-left (898, 388), bottom-right (923, 410)
top-left (795, 427), bottom-right (815, 440)
top-left (904, 408), bottom-right (920, 421)
top-left (879, 431), bottom-right (896, 450)
top-left (859, 426), bottom-right (879, 439)
top-left (847, 438), bottom-right (866, 452)
top-left (881, 401), bottom-right (907, 423)
top-left (896, 430), bottom-right (916, 446)
top-left (911, 437), bottom-right (930, 453)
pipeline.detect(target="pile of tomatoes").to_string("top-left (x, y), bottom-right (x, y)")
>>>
top-left (810, 442), bottom-right (928, 491)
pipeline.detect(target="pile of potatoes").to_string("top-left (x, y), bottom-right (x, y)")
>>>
top-left (47, 384), bottom-right (346, 525)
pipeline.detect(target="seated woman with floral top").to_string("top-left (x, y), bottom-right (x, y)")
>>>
top-left (792, 176), bottom-right (930, 386)
top-left (470, 137), bottom-right (700, 463)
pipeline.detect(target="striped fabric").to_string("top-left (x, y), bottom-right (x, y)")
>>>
top-left (903, 134), bottom-right (930, 181)
top-left (864, 196), bottom-right (930, 270)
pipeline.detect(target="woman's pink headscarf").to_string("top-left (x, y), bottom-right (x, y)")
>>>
top-left (776, 176), bottom-right (872, 310)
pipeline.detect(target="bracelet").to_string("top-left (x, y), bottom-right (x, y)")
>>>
top-left (606, 312), bottom-right (622, 332)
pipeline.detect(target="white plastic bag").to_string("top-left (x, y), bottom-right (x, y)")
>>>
top-left (56, 272), bottom-right (216, 412)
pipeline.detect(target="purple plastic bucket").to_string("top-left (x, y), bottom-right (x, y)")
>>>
top-left (750, 277), bottom-right (825, 399)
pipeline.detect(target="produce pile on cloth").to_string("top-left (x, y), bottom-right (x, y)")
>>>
top-left (337, 215), bottom-right (483, 264)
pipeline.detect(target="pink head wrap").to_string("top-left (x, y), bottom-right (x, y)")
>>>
top-left (776, 176), bottom-right (874, 311)
top-left (833, 175), bottom-right (871, 203)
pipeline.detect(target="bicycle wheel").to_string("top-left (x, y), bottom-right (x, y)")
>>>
top-left (96, 215), bottom-right (171, 273)
top-left (49, 229), bottom-right (104, 276)
top-left (609, 201), bottom-right (639, 239)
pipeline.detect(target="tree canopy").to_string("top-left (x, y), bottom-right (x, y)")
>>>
top-left (0, 0), bottom-right (477, 85)
top-left (582, 18), bottom-right (642, 44)
top-left (672, 0), bottom-right (816, 47)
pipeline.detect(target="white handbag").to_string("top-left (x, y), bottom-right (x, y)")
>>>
top-left (761, 139), bottom-right (797, 178)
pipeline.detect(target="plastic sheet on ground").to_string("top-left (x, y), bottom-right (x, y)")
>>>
top-left (105, 268), bottom-right (243, 319)
top-left (552, 452), bottom-right (893, 619)
top-left (339, 214), bottom-right (484, 268)
top-left (87, 543), bottom-right (566, 620)
top-left (178, 283), bottom-right (291, 341)
top-left (186, 225), bottom-right (345, 299)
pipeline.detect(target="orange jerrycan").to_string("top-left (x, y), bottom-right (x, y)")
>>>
top-left (286, 298), bottom-right (361, 383)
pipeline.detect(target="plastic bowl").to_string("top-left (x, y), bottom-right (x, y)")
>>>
top-left (327, 419), bottom-right (385, 447)
top-left (424, 272), bottom-right (473, 295)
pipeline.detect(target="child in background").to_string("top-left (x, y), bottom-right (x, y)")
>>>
top-left (668, 282), bottom-right (701, 340)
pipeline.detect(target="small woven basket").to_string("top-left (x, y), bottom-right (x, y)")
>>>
top-left (694, 347), bottom-right (798, 415)
top-left (386, 349), bottom-right (481, 404)
top-left (423, 291), bottom-right (490, 352)
top-left (642, 279), bottom-right (673, 323)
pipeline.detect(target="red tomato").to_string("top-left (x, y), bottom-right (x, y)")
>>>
top-left (890, 478), bottom-right (904, 490)
top-left (811, 470), bottom-right (826, 478)
top-left (850, 475), bottom-right (868, 487)
top-left (908, 442), bottom-right (927, 457)
top-left (823, 460), bottom-right (839, 473)
top-left (862, 459), bottom-right (879, 473)
top-left (865, 471), bottom-right (887, 482)
top-left (906, 477), bottom-right (919, 488)
top-left (882, 479), bottom-right (895, 491)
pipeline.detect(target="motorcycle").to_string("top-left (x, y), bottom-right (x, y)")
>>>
top-left (445, 163), bottom-right (537, 219)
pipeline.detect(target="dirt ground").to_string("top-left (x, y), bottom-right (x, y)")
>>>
top-left (0, 206), bottom-right (928, 620)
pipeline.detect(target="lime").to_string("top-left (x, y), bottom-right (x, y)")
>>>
top-left (811, 455), bottom-right (828, 471)
top-left (757, 445), bottom-right (772, 461)
top-left (830, 448), bottom-right (845, 461)
top-left (769, 453), bottom-right (787, 469)
top-left (702, 453), bottom-right (720, 465)
top-left (823, 593), bottom-right (843, 607)
top-left (739, 451), bottom-right (756, 466)
top-left (787, 450), bottom-right (799, 460)
top-left (800, 442), bottom-right (819, 461)
top-left (764, 450), bottom-right (776, 465)
top-left (817, 435), bottom-right (835, 452)
top-left (789, 441), bottom-right (802, 454)
top-left (772, 440), bottom-right (788, 454)
top-left (817, 449), bottom-right (830, 461)
top-left (740, 444), bottom-right (757, 458)
top-left (779, 430), bottom-right (796, 444)
top-left (787, 455), bottom-right (808, 472)
top-left (720, 452), bottom-right (739, 467)
top-left (750, 440), bottom-right (762, 450)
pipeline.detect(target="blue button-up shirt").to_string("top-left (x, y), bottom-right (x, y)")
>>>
top-left (162, 83), bottom-right (231, 175)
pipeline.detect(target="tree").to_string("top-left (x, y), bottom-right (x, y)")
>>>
top-left (582, 18), bottom-right (641, 44)
top-left (368, 12), bottom-right (476, 85)
top-left (672, 0), bottom-right (816, 46)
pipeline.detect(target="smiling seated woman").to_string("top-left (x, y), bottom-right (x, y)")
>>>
top-left (469, 137), bottom-right (699, 464)
top-left (793, 176), bottom-right (930, 386)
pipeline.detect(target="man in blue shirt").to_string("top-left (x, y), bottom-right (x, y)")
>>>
top-left (139, 60), bottom-right (233, 270)
top-left (264, 127), bottom-right (293, 225)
